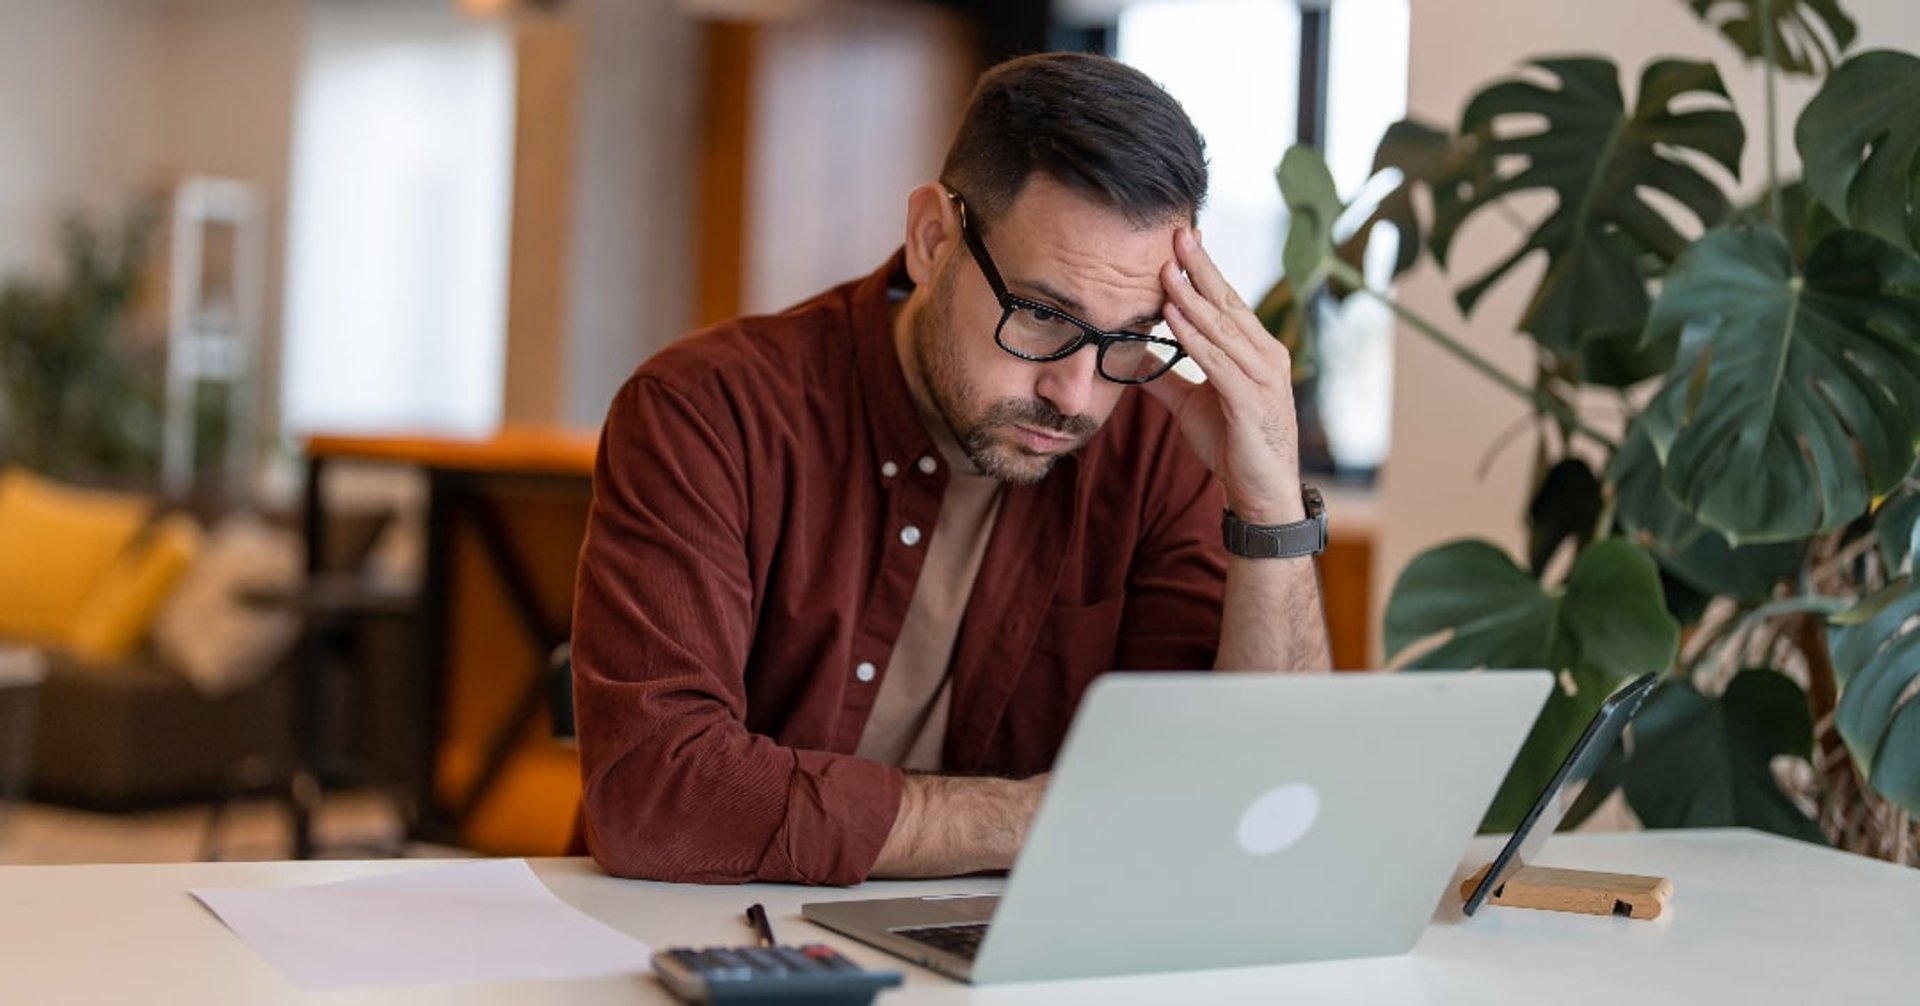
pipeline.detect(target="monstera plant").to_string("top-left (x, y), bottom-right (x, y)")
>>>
top-left (1270, 0), bottom-right (1920, 860)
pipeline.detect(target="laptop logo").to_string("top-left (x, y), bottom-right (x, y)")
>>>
top-left (1236, 783), bottom-right (1320, 855)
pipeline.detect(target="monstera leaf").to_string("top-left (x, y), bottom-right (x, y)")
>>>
top-left (1797, 50), bottom-right (1920, 256)
top-left (1686, 0), bottom-right (1857, 75)
top-left (1272, 143), bottom-right (1598, 433)
top-left (1640, 227), bottom-right (1920, 544)
top-left (1873, 487), bottom-right (1920, 575)
top-left (1527, 458), bottom-right (1603, 577)
top-left (1352, 119), bottom-right (1484, 278)
top-left (1432, 58), bottom-right (1744, 370)
top-left (1384, 538), bottom-right (1680, 830)
top-left (1828, 579), bottom-right (1920, 813)
top-left (1611, 422), bottom-right (1806, 602)
top-left (1277, 144), bottom-right (1345, 299)
top-left (1262, 146), bottom-right (1352, 377)
top-left (1270, 127), bottom-right (1469, 303)
top-left (1734, 180), bottom-right (1847, 262)
top-left (1620, 669), bottom-right (1825, 842)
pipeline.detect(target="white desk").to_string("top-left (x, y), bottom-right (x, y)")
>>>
top-left (2, 829), bottom-right (1915, 1004)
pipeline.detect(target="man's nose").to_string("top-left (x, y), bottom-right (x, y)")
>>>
top-left (1034, 344), bottom-right (1102, 419)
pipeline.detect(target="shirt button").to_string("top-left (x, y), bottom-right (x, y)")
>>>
top-left (855, 661), bottom-right (877, 683)
top-left (917, 455), bottom-right (937, 475)
top-left (899, 525), bottom-right (922, 547)
top-left (881, 461), bottom-right (899, 478)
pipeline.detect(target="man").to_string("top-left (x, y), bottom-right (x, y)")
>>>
top-left (572, 52), bottom-right (1330, 886)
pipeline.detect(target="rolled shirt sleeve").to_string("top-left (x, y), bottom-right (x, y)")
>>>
top-left (573, 373), bottom-right (903, 885)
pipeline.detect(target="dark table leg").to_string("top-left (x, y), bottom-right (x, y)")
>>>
top-left (407, 469), bottom-right (458, 846)
top-left (288, 453), bottom-right (330, 859)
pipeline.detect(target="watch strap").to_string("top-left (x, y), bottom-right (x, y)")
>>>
top-left (1221, 486), bottom-right (1327, 559)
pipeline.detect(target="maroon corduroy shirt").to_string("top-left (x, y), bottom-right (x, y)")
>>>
top-left (572, 253), bottom-right (1228, 885)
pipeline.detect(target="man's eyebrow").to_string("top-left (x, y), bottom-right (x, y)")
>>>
top-left (1016, 279), bottom-right (1164, 331)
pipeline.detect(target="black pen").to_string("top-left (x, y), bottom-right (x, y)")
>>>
top-left (745, 902), bottom-right (778, 948)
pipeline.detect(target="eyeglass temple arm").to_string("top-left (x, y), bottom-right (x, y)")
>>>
top-left (944, 189), bottom-right (1012, 299)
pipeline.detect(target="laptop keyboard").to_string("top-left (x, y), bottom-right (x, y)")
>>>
top-left (893, 922), bottom-right (990, 961)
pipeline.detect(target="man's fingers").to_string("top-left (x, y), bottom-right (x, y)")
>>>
top-left (1173, 231), bottom-right (1258, 359)
top-left (1163, 263), bottom-right (1280, 391)
top-left (1174, 228), bottom-right (1243, 311)
top-left (1164, 300), bottom-right (1258, 400)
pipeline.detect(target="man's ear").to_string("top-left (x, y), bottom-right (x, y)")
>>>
top-left (902, 183), bottom-right (956, 288)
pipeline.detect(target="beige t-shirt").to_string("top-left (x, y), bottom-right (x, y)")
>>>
top-left (854, 448), bottom-right (1004, 771)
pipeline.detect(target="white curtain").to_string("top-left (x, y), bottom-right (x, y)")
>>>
top-left (280, 0), bottom-right (514, 436)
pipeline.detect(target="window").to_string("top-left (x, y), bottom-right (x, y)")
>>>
top-left (1116, 1), bottom-right (1300, 302)
top-left (1112, 0), bottom-right (1408, 476)
top-left (280, 0), bottom-right (515, 436)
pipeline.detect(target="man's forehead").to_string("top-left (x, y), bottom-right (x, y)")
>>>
top-left (994, 168), bottom-right (1196, 226)
top-left (992, 181), bottom-right (1177, 321)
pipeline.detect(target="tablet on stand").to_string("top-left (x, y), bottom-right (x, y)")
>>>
top-left (1460, 672), bottom-right (1673, 921)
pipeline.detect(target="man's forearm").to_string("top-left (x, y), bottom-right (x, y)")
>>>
top-left (868, 772), bottom-right (1049, 878)
top-left (1216, 553), bottom-right (1332, 672)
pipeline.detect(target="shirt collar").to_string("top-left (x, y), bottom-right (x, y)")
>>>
top-left (851, 250), bottom-right (943, 483)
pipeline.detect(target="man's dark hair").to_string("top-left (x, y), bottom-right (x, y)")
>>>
top-left (940, 52), bottom-right (1208, 232)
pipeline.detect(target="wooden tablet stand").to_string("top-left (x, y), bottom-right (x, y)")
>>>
top-left (1462, 863), bottom-right (1673, 921)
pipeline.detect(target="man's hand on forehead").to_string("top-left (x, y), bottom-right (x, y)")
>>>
top-left (1139, 227), bottom-right (1307, 527)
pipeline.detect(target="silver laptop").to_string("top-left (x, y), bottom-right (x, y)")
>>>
top-left (802, 670), bottom-right (1551, 984)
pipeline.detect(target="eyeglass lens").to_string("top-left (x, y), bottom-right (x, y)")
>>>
top-left (995, 306), bottom-right (1179, 383)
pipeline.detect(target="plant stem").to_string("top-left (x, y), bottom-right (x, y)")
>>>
top-left (1330, 260), bottom-right (1619, 452)
top-left (1788, 612), bottom-right (1851, 827)
top-left (1761, 0), bottom-right (1783, 226)
top-left (1707, 594), bottom-right (1852, 678)
top-left (1807, 529), bottom-right (1882, 589)
top-left (1680, 597), bottom-right (1744, 669)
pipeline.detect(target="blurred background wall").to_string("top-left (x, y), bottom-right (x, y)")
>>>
top-left (0, 0), bottom-right (301, 441)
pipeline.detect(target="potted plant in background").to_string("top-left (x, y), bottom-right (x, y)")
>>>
top-left (0, 206), bottom-right (163, 485)
top-left (1269, 0), bottom-right (1919, 861)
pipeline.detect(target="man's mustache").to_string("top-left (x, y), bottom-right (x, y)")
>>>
top-left (986, 399), bottom-right (1098, 439)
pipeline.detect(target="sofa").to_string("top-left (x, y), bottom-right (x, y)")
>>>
top-left (0, 465), bottom-right (408, 810)
top-left (29, 647), bottom-right (293, 808)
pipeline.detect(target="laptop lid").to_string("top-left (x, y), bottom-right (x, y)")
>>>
top-left (969, 670), bottom-right (1550, 983)
top-left (804, 671), bottom-right (1551, 984)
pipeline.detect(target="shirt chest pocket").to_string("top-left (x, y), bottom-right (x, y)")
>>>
top-left (970, 593), bottom-right (1124, 775)
top-left (1035, 592), bottom-right (1125, 665)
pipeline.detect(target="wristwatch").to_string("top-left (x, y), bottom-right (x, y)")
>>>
top-left (1221, 485), bottom-right (1327, 559)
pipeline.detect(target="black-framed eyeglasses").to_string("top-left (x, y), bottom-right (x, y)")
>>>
top-left (946, 189), bottom-right (1185, 385)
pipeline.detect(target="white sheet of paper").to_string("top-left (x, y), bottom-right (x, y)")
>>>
top-left (191, 859), bottom-right (653, 990)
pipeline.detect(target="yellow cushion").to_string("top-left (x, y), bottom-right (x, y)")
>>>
top-left (64, 511), bottom-right (203, 661)
top-left (0, 467), bottom-right (153, 643)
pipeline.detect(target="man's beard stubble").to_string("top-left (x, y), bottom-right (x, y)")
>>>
top-left (910, 263), bottom-right (1099, 485)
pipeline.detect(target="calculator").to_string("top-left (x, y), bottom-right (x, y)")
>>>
top-left (651, 943), bottom-right (903, 1004)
